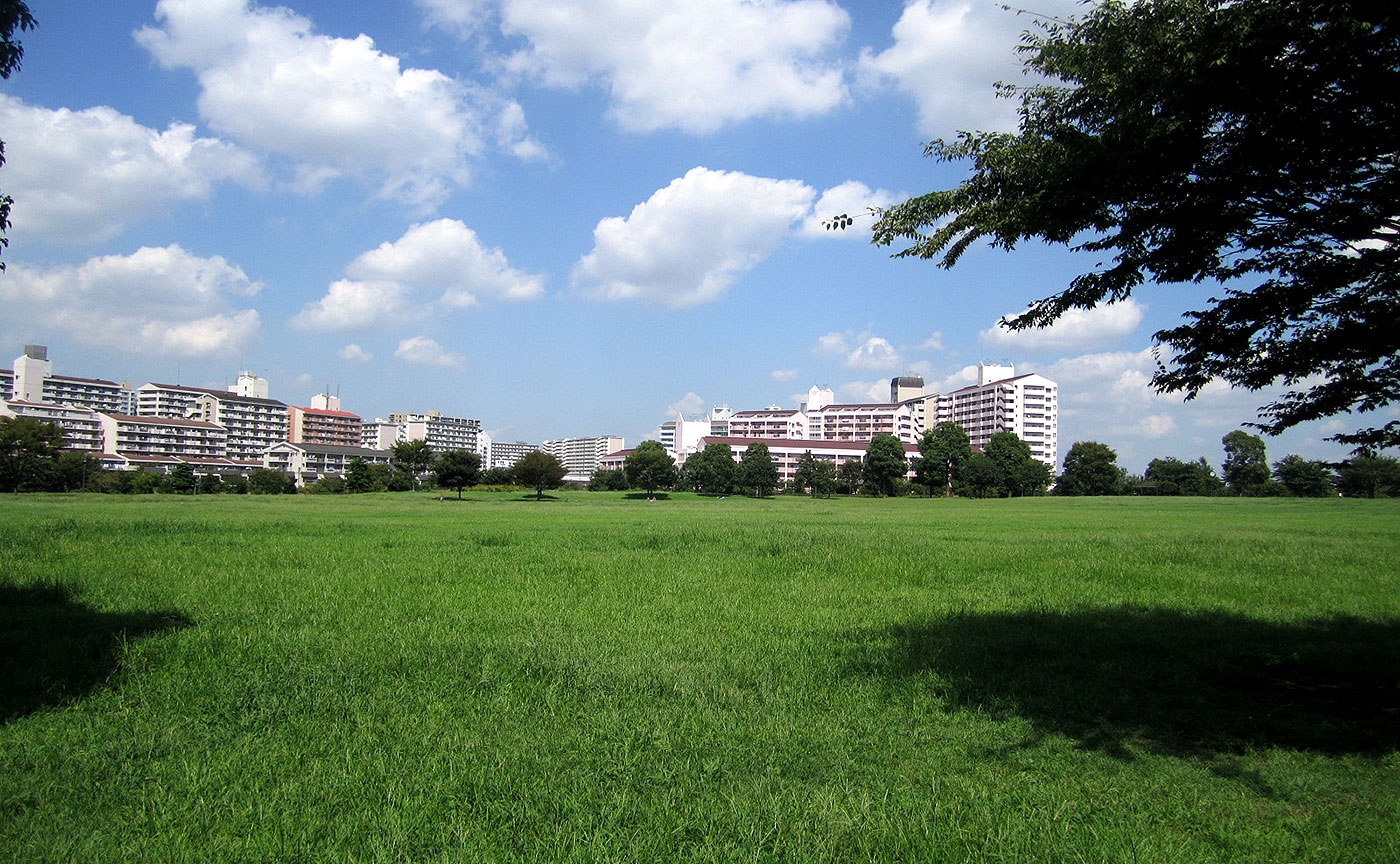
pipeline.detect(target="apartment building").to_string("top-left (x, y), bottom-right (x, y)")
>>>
top-left (264, 442), bottom-right (392, 485)
top-left (542, 435), bottom-right (625, 481)
top-left (98, 413), bottom-right (230, 460)
top-left (727, 409), bottom-right (808, 440)
top-left (931, 364), bottom-right (1059, 467)
top-left (390, 410), bottom-right (482, 454)
top-left (288, 394), bottom-right (362, 446)
top-left (807, 402), bottom-right (919, 445)
top-left (0, 399), bottom-right (104, 450)
top-left (139, 376), bottom-right (290, 462)
top-left (489, 440), bottom-right (539, 470)
top-left (9, 346), bottom-right (136, 413)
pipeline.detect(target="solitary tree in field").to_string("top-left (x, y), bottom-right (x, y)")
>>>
top-left (1222, 430), bottom-right (1271, 496)
top-left (1056, 441), bottom-right (1125, 496)
top-left (842, 0), bottom-right (1400, 451)
top-left (916, 421), bottom-right (971, 497)
top-left (390, 440), bottom-right (434, 490)
top-left (1271, 454), bottom-right (1334, 498)
top-left (433, 449), bottom-right (482, 499)
top-left (624, 440), bottom-right (676, 498)
top-left (739, 442), bottom-right (778, 498)
top-left (862, 434), bottom-right (908, 497)
top-left (512, 450), bottom-right (567, 500)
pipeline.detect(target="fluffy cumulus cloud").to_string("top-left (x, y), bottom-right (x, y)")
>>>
top-left (291, 219), bottom-right (543, 330)
top-left (0, 95), bottom-right (260, 245)
top-left (859, 0), bottom-right (1081, 136)
top-left (0, 245), bottom-right (261, 356)
top-left (338, 343), bottom-right (372, 362)
top-left (772, 368), bottom-right (799, 382)
top-left (136, 0), bottom-right (541, 209)
top-left (394, 336), bottom-right (465, 368)
top-left (574, 167), bottom-right (817, 307)
top-left (499, 0), bottom-right (850, 133)
top-left (981, 299), bottom-right (1147, 353)
top-left (416, 0), bottom-right (495, 38)
top-left (846, 336), bottom-right (901, 370)
top-left (665, 392), bottom-right (706, 418)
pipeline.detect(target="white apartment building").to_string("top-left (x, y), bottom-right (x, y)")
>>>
top-left (657, 413), bottom-right (712, 458)
top-left (807, 403), bottom-right (919, 445)
top-left (264, 442), bottom-right (392, 485)
top-left (542, 435), bottom-right (625, 481)
top-left (488, 440), bottom-right (540, 470)
top-left (139, 377), bottom-right (290, 462)
top-left (99, 413), bottom-right (230, 460)
top-left (727, 409), bottom-right (808, 440)
top-left (390, 410), bottom-right (482, 454)
top-left (361, 419), bottom-right (399, 450)
top-left (932, 363), bottom-right (1059, 467)
top-left (9, 346), bottom-right (136, 414)
top-left (0, 399), bottom-right (104, 451)
top-left (190, 392), bottom-right (289, 462)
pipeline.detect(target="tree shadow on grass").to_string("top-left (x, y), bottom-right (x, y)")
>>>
top-left (845, 606), bottom-right (1400, 758)
top-left (622, 493), bottom-right (670, 501)
top-left (0, 582), bottom-right (192, 724)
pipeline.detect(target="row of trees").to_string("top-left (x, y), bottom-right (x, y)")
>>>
top-left (1054, 431), bottom-right (1400, 497)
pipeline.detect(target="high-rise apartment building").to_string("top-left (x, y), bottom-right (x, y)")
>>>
top-left (390, 410), bottom-right (481, 454)
top-left (931, 363), bottom-right (1059, 467)
top-left (9, 345), bottom-right (136, 414)
top-left (542, 435), bottom-right (625, 480)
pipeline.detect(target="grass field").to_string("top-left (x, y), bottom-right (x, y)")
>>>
top-left (2, 492), bottom-right (1397, 863)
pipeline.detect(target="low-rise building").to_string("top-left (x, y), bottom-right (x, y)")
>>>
top-left (263, 442), bottom-right (392, 485)
top-left (0, 399), bottom-right (104, 450)
top-left (98, 413), bottom-right (229, 460)
top-left (807, 402), bottom-right (918, 445)
top-left (694, 436), bottom-right (918, 486)
top-left (727, 409), bottom-right (808, 440)
top-left (289, 394), bottom-right (362, 446)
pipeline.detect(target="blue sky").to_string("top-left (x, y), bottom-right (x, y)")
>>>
top-left (1, 0), bottom-right (1386, 473)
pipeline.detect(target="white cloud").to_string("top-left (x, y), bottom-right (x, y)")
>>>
top-left (835, 379), bottom-right (889, 403)
top-left (816, 331), bottom-right (851, 354)
top-left (291, 280), bottom-right (413, 331)
top-left (416, 0), bottom-right (494, 38)
top-left (0, 95), bottom-right (260, 245)
top-left (394, 336), bottom-right (465, 368)
top-left (846, 336), bottom-right (901, 370)
top-left (291, 219), bottom-right (543, 330)
top-left (859, 0), bottom-right (1081, 136)
top-left (136, 0), bottom-right (541, 209)
top-left (665, 392), bottom-right (706, 418)
top-left (574, 167), bottom-right (815, 307)
top-left (772, 368), bottom-right (799, 382)
top-left (0, 245), bottom-right (262, 356)
top-left (799, 180), bottom-right (897, 237)
top-left (939, 364), bottom-right (980, 391)
top-left (920, 331), bottom-right (945, 352)
top-left (347, 218), bottom-right (545, 308)
top-left (500, 0), bottom-right (850, 133)
top-left (338, 344), bottom-right (372, 363)
top-left (981, 299), bottom-right (1147, 352)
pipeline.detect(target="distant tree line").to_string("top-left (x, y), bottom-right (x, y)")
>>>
top-left (5, 413), bottom-right (1398, 499)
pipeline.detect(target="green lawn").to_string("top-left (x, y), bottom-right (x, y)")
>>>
top-left (2, 493), bottom-right (1397, 862)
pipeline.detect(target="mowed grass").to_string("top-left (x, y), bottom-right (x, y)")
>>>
top-left (1, 493), bottom-right (1397, 863)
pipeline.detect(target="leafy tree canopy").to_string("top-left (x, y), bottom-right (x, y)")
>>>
top-left (1144, 456), bottom-right (1224, 496)
top-left (792, 452), bottom-right (836, 498)
top-left (917, 421), bottom-right (971, 497)
top-left (862, 434), bottom-right (909, 497)
top-left (1335, 455), bottom-right (1400, 498)
top-left (433, 449), bottom-right (482, 499)
top-left (859, 0), bottom-right (1400, 451)
top-left (1056, 440), bottom-right (1124, 496)
top-left (512, 450), bottom-right (567, 500)
top-left (1272, 454), bottom-right (1335, 497)
top-left (739, 442), bottom-right (779, 498)
top-left (624, 441), bottom-right (676, 497)
top-left (0, 1), bottom-right (35, 269)
top-left (1222, 430), bottom-right (1271, 495)
top-left (0, 415), bottom-right (62, 492)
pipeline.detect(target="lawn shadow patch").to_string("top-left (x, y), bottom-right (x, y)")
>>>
top-left (846, 606), bottom-right (1400, 758)
top-left (622, 493), bottom-right (670, 501)
top-left (0, 582), bottom-right (192, 724)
